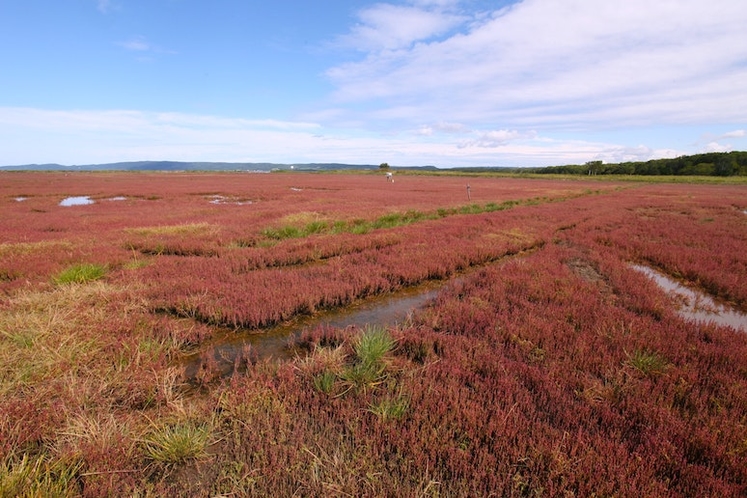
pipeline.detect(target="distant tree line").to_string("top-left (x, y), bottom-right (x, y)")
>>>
top-left (529, 151), bottom-right (747, 176)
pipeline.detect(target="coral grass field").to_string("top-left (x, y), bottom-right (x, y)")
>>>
top-left (1, 171), bottom-right (747, 496)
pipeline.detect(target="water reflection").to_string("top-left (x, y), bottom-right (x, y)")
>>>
top-left (632, 264), bottom-right (747, 332)
top-left (182, 282), bottom-right (443, 379)
top-left (60, 196), bottom-right (94, 206)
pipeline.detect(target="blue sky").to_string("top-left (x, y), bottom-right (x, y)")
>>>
top-left (1, 0), bottom-right (745, 167)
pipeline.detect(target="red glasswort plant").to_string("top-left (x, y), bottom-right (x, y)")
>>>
top-left (0, 171), bottom-right (745, 495)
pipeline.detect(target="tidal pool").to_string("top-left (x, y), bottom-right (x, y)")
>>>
top-left (60, 196), bottom-right (94, 206)
top-left (208, 195), bottom-right (252, 205)
top-left (182, 281), bottom-right (444, 380)
top-left (631, 264), bottom-right (747, 332)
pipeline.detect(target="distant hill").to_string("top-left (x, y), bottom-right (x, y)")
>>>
top-left (0, 161), bottom-right (388, 172)
top-left (4, 152), bottom-right (746, 176)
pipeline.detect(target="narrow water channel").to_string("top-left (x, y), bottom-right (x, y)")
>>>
top-left (631, 264), bottom-right (747, 332)
top-left (181, 281), bottom-right (444, 380)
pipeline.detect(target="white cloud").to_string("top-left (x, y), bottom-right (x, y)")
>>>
top-left (336, 2), bottom-right (465, 51)
top-left (458, 129), bottom-right (535, 148)
top-left (325, 0), bottom-right (747, 132)
top-left (692, 128), bottom-right (746, 153)
top-left (702, 141), bottom-right (732, 153)
top-left (591, 145), bottom-right (680, 164)
top-left (722, 130), bottom-right (746, 139)
top-left (420, 121), bottom-right (470, 134)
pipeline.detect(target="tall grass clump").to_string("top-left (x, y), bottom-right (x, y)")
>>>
top-left (626, 349), bottom-right (668, 377)
top-left (354, 326), bottom-right (396, 366)
top-left (303, 220), bottom-right (329, 235)
top-left (341, 326), bottom-right (396, 391)
top-left (261, 225), bottom-right (301, 240)
top-left (369, 394), bottom-right (410, 422)
top-left (313, 370), bottom-right (337, 395)
top-left (0, 454), bottom-right (82, 497)
top-left (140, 423), bottom-right (212, 465)
top-left (262, 221), bottom-right (331, 240)
top-left (53, 263), bottom-right (107, 285)
top-left (370, 210), bottom-right (432, 230)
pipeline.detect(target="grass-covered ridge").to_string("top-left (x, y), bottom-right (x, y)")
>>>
top-left (261, 195), bottom-right (579, 241)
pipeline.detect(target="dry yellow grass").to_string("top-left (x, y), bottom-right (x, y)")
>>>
top-left (0, 282), bottom-right (114, 396)
top-left (0, 240), bottom-right (72, 257)
top-left (278, 211), bottom-right (327, 226)
top-left (0, 276), bottom-right (216, 493)
top-left (123, 222), bottom-right (216, 236)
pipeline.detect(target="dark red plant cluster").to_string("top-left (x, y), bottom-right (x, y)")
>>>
top-left (166, 180), bottom-right (747, 495)
top-left (140, 212), bottom-right (548, 330)
top-left (580, 184), bottom-right (747, 307)
top-left (394, 245), bottom-right (747, 495)
top-left (0, 171), bottom-right (604, 295)
top-left (185, 185), bottom-right (747, 496)
top-left (1, 172), bottom-right (746, 495)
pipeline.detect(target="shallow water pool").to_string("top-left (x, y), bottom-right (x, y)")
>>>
top-left (632, 264), bottom-right (747, 332)
top-left (60, 196), bottom-right (94, 206)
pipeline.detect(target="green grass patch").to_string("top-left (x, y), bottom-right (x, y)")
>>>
top-left (313, 370), bottom-right (337, 395)
top-left (626, 349), bottom-right (668, 376)
top-left (140, 423), bottom-right (212, 465)
top-left (304, 220), bottom-right (329, 235)
top-left (259, 193), bottom-right (576, 242)
top-left (0, 453), bottom-right (82, 497)
top-left (262, 221), bottom-right (331, 240)
top-left (341, 327), bottom-right (396, 391)
top-left (262, 225), bottom-right (302, 240)
top-left (354, 326), bottom-right (396, 366)
top-left (263, 209), bottom-right (437, 240)
top-left (53, 263), bottom-right (108, 285)
top-left (369, 395), bottom-right (410, 422)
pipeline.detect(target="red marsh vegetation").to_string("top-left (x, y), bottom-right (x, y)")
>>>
top-left (1, 171), bottom-right (746, 496)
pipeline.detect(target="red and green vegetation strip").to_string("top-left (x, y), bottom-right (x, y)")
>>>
top-left (259, 190), bottom-right (605, 241)
top-left (144, 212), bottom-right (547, 329)
top-left (260, 200), bottom-right (525, 240)
top-left (0, 172), bottom-right (746, 495)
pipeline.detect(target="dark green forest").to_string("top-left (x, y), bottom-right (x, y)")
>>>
top-left (529, 151), bottom-right (747, 176)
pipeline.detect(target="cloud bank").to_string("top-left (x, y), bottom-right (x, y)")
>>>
top-left (326, 0), bottom-right (747, 132)
top-left (0, 106), bottom-right (697, 167)
top-left (3, 0), bottom-right (745, 167)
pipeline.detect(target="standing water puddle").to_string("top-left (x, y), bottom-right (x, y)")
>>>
top-left (631, 264), bottom-right (747, 332)
top-left (182, 281), bottom-right (444, 380)
top-left (60, 196), bottom-right (94, 206)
